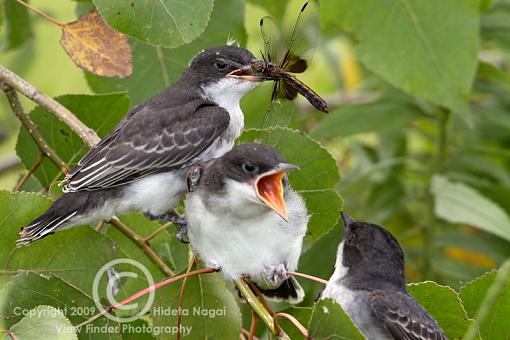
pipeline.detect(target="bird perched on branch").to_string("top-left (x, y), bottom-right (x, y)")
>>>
top-left (185, 143), bottom-right (308, 303)
top-left (17, 45), bottom-right (267, 246)
top-left (321, 212), bottom-right (447, 340)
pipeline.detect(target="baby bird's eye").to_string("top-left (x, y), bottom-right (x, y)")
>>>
top-left (215, 60), bottom-right (228, 70)
top-left (242, 161), bottom-right (258, 173)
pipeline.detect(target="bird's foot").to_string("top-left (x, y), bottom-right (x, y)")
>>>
top-left (263, 263), bottom-right (288, 287)
top-left (143, 211), bottom-right (189, 244)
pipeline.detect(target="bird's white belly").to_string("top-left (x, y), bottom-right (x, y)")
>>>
top-left (119, 170), bottom-right (187, 215)
top-left (186, 196), bottom-right (305, 282)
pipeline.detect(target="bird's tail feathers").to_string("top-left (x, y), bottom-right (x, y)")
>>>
top-left (16, 211), bottom-right (78, 247)
top-left (259, 276), bottom-right (305, 304)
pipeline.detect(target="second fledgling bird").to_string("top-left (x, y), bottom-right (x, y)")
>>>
top-left (321, 212), bottom-right (447, 340)
top-left (185, 143), bottom-right (308, 303)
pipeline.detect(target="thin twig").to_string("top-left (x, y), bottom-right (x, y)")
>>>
top-left (14, 153), bottom-right (44, 192)
top-left (109, 218), bottom-right (175, 277)
top-left (75, 267), bottom-right (216, 329)
top-left (273, 313), bottom-right (310, 339)
top-left (142, 223), bottom-right (171, 243)
top-left (0, 64), bottom-right (100, 147)
top-left (14, 0), bottom-right (65, 27)
top-left (1, 83), bottom-right (69, 173)
top-left (234, 279), bottom-right (278, 336)
top-left (177, 259), bottom-right (195, 340)
top-left (287, 271), bottom-right (328, 285)
top-left (249, 313), bottom-right (258, 340)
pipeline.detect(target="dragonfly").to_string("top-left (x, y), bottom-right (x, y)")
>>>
top-left (251, 0), bottom-right (328, 132)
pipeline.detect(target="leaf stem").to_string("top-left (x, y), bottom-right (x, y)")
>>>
top-left (109, 217), bottom-right (175, 277)
top-left (273, 312), bottom-right (310, 339)
top-left (14, 153), bottom-right (45, 192)
top-left (75, 267), bottom-right (216, 329)
top-left (287, 271), bottom-right (328, 285)
top-left (234, 279), bottom-right (279, 336)
top-left (462, 258), bottom-right (510, 340)
top-left (14, 0), bottom-right (65, 27)
top-left (422, 108), bottom-right (451, 278)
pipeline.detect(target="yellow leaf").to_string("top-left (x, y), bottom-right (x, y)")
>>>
top-left (444, 246), bottom-right (497, 268)
top-left (60, 10), bottom-right (132, 78)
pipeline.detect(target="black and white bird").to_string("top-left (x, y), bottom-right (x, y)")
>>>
top-left (17, 45), bottom-right (266, 246)
top-left (185, 143), bottom-right (308, 303)
top-left (321, 212), bottom-right (447, 340)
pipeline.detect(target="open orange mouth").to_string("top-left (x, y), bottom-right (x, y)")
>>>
top-left (254, 163), bottom-right (298, 221)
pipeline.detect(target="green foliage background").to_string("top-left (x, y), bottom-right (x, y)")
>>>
top-left (0, 0), bottom-right (509, 338)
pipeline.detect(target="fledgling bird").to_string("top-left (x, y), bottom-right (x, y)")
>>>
top-left (185, 143), bottom-right (308, 303)
top-left (17, 45), bottom-right (267, 246)
top-left (321, 212), bottom-right (447, 340)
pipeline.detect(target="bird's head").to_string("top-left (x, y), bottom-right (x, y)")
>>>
top-left (334, 212), bottom-right (405, 289)
top-left (205, 143), bottom-right (298, 221)
top-left (185, 46), bottom-right (265, 102)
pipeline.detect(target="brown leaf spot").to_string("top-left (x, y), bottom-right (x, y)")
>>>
top-left (60, 10), bottom-right (132, 78)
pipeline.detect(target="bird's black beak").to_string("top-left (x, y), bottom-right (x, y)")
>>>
top-left (254, 162), bottom-right (298, 221)
top-left (340, 211), bottom-right (355, 234)
top-left (226, 61), bottom-right (264, 82)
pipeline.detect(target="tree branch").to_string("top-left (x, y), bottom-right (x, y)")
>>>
top-left (1, 83), bottom-right (69, 174)
top-left (14, 153), bottom-right (45, 192)
top-left (0, 64), bottom-right (99, 148)
top-left (109, 218), bottom-right (175, 277)
top-left (0, 64), bottom-right (174, 278)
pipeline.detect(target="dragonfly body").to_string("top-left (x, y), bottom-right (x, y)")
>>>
top-left (251, 60), bottom-right (328, 113)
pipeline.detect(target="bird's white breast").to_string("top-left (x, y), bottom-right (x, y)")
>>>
top-left (185, 183), bottom-right (308, 284)
top-left (119, 170), bottom-right (187, 215)
top-left (322, 241), bottom-right (393, 340)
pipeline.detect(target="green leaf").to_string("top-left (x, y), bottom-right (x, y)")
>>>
top-left (240, 127), bottom-right (342, 249)
top-left (15, 93), bottom-right (130, 188)
top-left (481, 2), bottom-right (510, 49)
top-left (277, 306), bottom-right (312, 339)
top-left (152, 270), bottom-right (242, 339)
top-left (460, 269), bottom-right (510, 339)
top-left (307, 299), bottom-right (364, 339)
top-left (337, 0), bottom-right (479, 113)
top-left (0, 190), bottom-right (138, 298)
top-left (86, 0), bottom-right (246, 105)
top-left (8, 305), bottom-right (77, 340)
top-left (0, 272), bottom-right (152, 339)
top-left (407, 281), bottom-right (477, 339)
top-left (310, 98), bottom-right (422, 139)
top-left (92, 0), bottom-right (213, 48)
top-left (1, 0), bottom-right (32, 51)
top-left (431, 175), bottom-right (510, 242)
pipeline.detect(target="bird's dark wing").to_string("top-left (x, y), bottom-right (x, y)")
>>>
top-left (62, 101), bottom-right (230, 192)
top-left (369, 290), bottom-right (448, 340)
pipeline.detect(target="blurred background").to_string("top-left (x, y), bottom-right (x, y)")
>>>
top-left (1, 0), bottom-right (509, 303)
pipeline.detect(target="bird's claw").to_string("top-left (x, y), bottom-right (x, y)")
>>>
top-left (264, 263), bottom-right (288, 286)
top-left (176, 224), bottom-right (189, 244)
top-left (143, 211), bottom-right (189, 244)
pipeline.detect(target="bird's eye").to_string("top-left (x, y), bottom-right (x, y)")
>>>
top-left (215, 60), bottom-right (228, 70)
top-left (242, 162), bottom-right (258, 173)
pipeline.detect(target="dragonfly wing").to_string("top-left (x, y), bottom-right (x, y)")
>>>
top-left (280, 0), bottom-right (320, 72)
